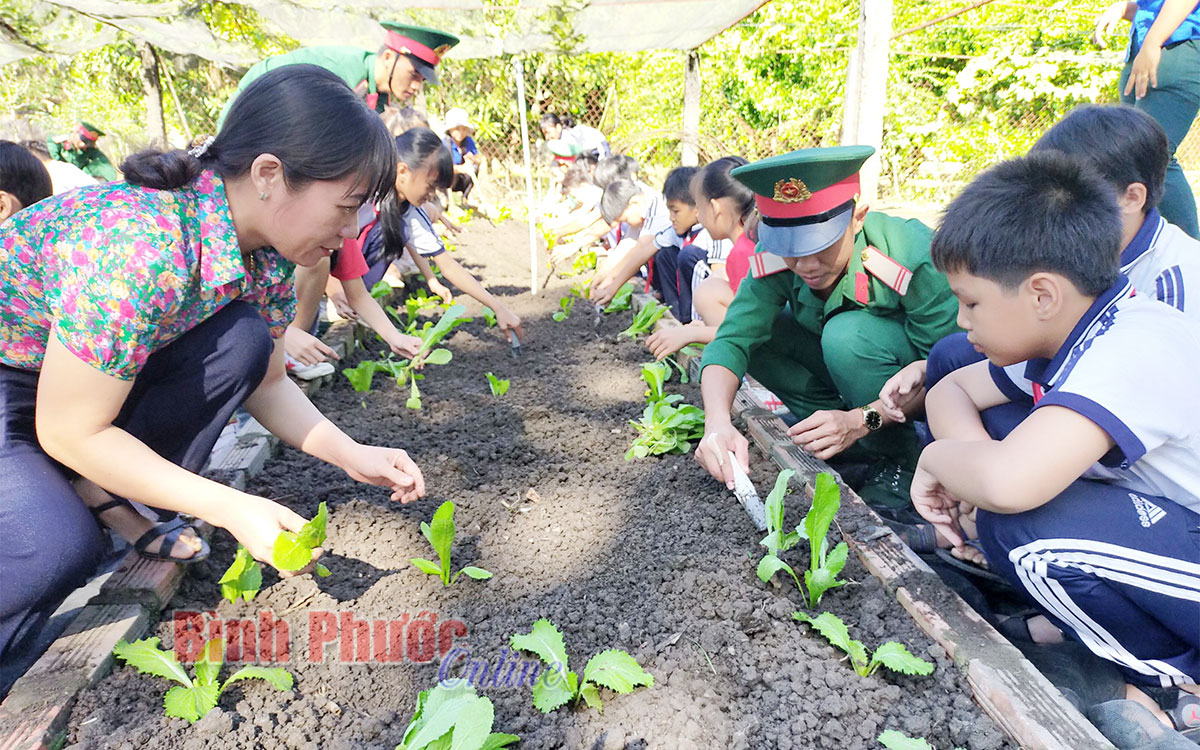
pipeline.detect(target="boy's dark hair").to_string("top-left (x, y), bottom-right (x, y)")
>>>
top-left (662, 166), bottom-right (698, 205)
top-left (600, 179), bottom-right (640, 224)
top-left (594, 155), bottom-right (638, 188)
top-left (122, 65), bottom-right (396, 204)
top-left (561, 162), bottom-right (593, 192)
top-left (692, 156), bottom-right (754, 225)
top-left (1031, 104), bottom-right (1168, 213)
top-left (933, 151), bottom-right (1121, 297)
top-left (0, 140), bottom-right (53, 209)
top-left (576, 152), bottom-right (599, 171)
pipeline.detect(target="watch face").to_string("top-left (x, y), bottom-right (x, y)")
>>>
top-left (864, 408), bottom-right (882, 431)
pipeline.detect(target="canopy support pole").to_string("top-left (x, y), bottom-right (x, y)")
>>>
top-left (513, 55), bottom-right (538, 295)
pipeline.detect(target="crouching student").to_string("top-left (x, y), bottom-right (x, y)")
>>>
top-left (914, 150), bottom-right (1200, 740)
top-left (693, 146), bottom-right (960, 492)
top-left (0, 141), bottom-right (52, 223)
top-left (881, 103), bottom-right (1200, 433)
top-left (644, 156), bottom-right (755, 360)
top-left (590, 166), bottom-right (728, 318)
top-left (589, 178), bottom-right (672, 299)
top-left (0, 66), bottom-right (429, 687)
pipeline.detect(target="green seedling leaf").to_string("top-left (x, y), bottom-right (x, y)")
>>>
top-left (581, 650), bottom-right (654, 693)
top-left (579, 681), bottom-right (603, 712)
top-left (641, 361), bottom-right (669, 403)
top-left (620, 300), bottom-right (667, 338)
top-left (799, 472), bottom-right (847, 608)
top-left (552, 294), bottom-right (575, 322)
top-left (426, 501), bottom-right (456, 585)
top-left (425, 348), bottom-right (453, 366)
top-left (878, 730), bottom-right (935, 750)
top-left (113, 637), bottom-right (192, 687)
top-left (756, 554), bottom-right (798, 586)
top-left (397, 682), bottom-right (519, 750)
top-left (457, 566), bottom-right (493, 581)
top-left (625, 399), bottom-right (705, 460)
top-left (868, 642), bottom-right (935, 677)
top-left (481, 307), bottom-right (497, 327)
top-left (298, 501), bottom-right (328, 549)
top-left (411, 557), bottom-right (443, 577)
top-left (760, 469), bottom-right (797, 556)
top-left (315, 563), bottom-right (332, 577)
top-left (531, 667), bottom-right (577, 713)
top-left (603, 282), bottom-right (636, 312)
top-left (510, 619), bottom-right (570, 673)
top-left (222, 665), bottom-right (295, 693)
top-left (194, 637), bottom-right (224, 687)
top-left (484, 372), bottom-right (510, 397)
top-left (793, 611), bottom-right (870, 675)
top-left (370, 280), bottom-right (392, 299)
top-left (419, 304), bottom-right (470, 355)
top-left (164, 683), bottom-right (220, 723)
top-left (479, 734), bottom-right (520, 750)
top-left (344, 360), bottom-right (381, 393)
top-left (407, 379), bottom-right (423, 410)
top-left (219, 545), bottom-right (262, 603)
top-left (274, 502), bottom-right (328, 572)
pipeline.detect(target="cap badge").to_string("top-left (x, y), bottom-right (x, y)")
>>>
top-left (434, 44), bottom-right (452, 56)
top-left (773, 178), bottom-right (811, 204)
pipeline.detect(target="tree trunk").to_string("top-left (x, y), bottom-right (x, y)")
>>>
top-left (681, 50), bottom-right (701, 166)
top-left (139, 41), bottom-right (168, 147)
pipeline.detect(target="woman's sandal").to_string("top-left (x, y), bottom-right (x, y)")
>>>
top-left (90, 498), bottom-right (211, 565)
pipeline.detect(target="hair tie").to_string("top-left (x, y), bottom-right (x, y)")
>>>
top-left (188, 135), bottom-right (215, 159)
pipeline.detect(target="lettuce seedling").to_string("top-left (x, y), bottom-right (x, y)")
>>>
top-left (219, 545), bottom-right (263, 603)
top-left (485, 372), bottom-right (510, 397)
top-left (619, 300), bottom-right (667, 338)
top-left (799, 472), bottom-right (849, 609)
top-left (397, 681), bottom-right (518, 750)
top-left (112, 637), bottom-right (292, 723)
top-left (641, 361), bottom-right (670, 403)
top-left (552, 294), bottom-right (575, 322)
top-left (344, 305), bottom-right (468, 408)
top-left (793, 612), bottom-right (934, 679)
top-left (481, 306), bottom-right (498, 327)
top-left (274, 501), bottom-right (331, 577)
top-left (219, 503), bottom-right (329, 603)
top-left (603, 282), bottom-right (636, 312)
top-left (410, 501), bottom-right (492, 587)
top-left (878, 730), bottom-right (939, 750)
top-left (625, 399), bottom-right (705, 459)
top-left (369, 280), bottom-right (392, 300)
top-left (510, 619), bottom-right (653, 714)
top-left (755, 468), bottom-right (806, 596)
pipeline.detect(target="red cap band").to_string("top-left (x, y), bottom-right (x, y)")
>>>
top-left (755, 173), bottom-right (860, 220)
top-left (384, 32), bottom-right (440, 65)
top-left (77, 124), bottom-right (99, 141)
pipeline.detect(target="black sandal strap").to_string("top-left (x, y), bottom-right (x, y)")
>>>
top-left (90, 498), bottom-right (131, 516)
top-left (132, 515), bottom-right (187, 554)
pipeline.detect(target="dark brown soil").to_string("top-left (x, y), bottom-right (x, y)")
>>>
top-left (65, 218), bottom-right (1014, 750)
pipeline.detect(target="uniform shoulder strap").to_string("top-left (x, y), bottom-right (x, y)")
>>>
top-left (749, 251), bottom-right (789, 279)
top-left (860, 246), bottom-right (913, 295)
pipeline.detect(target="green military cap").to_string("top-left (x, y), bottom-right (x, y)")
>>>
top-left (77, 121), bottom-right (105, 141)
top-left (379, 22), bottom-right (459, 87)
top-left (731, 145), bottom-right (875, 257)
top-left (547, 138), bottom-right (580, 162)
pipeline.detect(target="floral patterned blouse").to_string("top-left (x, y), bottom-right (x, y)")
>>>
top-left (0, 169), bottom-right (295, 380)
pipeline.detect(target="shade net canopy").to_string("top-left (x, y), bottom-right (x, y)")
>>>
top-left (2, 0), bottom-right (767, 66)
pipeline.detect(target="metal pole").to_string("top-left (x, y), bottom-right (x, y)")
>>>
top-left (513, 56), bottom-right (538, 295)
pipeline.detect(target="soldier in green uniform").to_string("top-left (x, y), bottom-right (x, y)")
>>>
top-left (46, 122), bottom-right (116, 182)
top-left (218, 22), bottom-right (459, 128)
top-left (695, 146), bottom-right (960, 494)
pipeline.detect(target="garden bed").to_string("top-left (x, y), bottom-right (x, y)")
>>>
top-left (64, 219), bottom-right (1014, 750)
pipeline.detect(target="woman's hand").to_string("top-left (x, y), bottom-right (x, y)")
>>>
top-left (1093, 0), bottom-right (1134, 46)
top-left (1125, 42), bottom-right (1163, 99)
top-left (340, 444), bottom-right (427, 504)
top-left (284, 326), bottom-right (338, 367)
top-left (646, 325), bottom-right (697, 361)
top-left (787, 409), bottom-right (867, 461)
top-left (214, 494), bottom-right (323, 575)
top-left (879, 360), bottom-right (927, 423)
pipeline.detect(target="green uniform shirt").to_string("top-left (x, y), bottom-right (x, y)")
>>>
top-left (46, 139), bottom-right (116, 181)
top-left (219, 46), bottom-right (383, 128)
top-left (702, 211), bottom-right (960, 380)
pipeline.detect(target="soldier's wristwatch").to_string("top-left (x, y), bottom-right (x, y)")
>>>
top-left (860, 405), bottom-right (883, 432)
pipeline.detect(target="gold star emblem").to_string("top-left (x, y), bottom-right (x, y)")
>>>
top-left (773, 178), bottom-right (811, 204)
top-left (434, 44), bottom-right (452, 56)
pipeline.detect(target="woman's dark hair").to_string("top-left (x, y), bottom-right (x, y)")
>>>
top-left (376, 127), bottom-right (448, 263)
top-left (693, 156), bottom-right (754, 225)
top-left (0, 140), bottom-right (53, 209)
top-left (1031, 104), bottom-right (1169, 213)
top-left (540, 112), bottom-right (576, 133)
top-left (121, 65), bottom-right (396, 205)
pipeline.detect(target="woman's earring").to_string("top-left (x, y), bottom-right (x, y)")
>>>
top-left (258, 191), bottom-right (268, 201)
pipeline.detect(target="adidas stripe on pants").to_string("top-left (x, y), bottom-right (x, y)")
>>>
top-left (976, 479), bottom-right (1200, 687)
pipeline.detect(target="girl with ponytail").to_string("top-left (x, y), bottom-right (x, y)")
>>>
top-left (0, 64), bottom-right (428, 672)
top-left (645, 156), bottom-right (756, 361)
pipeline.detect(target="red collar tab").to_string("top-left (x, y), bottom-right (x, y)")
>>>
top-left (384, 32), bottom-right (441, 65)
top-left (755, 173), bottom-right (860, 221)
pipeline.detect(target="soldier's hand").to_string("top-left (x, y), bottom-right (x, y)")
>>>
top-left (695, 424), bottom-right (749, 490)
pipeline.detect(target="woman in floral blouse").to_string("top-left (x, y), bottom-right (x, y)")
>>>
top-left (0, 65), bottom-right (426, 675)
